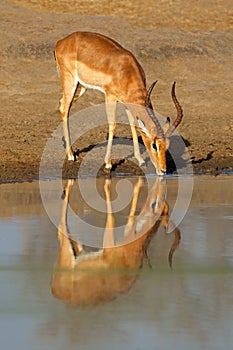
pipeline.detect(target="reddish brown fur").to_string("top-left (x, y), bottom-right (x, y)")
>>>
top-left (55, 32), bottom-right (147, 104)
top-left (55, 32), bottom-right (183, 174)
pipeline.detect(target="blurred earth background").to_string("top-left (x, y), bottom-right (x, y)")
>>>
top-left (1, 0), bottom-right (233, 181)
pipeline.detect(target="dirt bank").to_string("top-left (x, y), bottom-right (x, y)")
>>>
top-left (1, 0), bottom-right (233, 182)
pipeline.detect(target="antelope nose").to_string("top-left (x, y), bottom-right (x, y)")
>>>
top-left (159, 170), bottom-right (166, 176)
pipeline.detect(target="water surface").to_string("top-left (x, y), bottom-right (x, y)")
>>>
top-left (0, 176), bottom-right (232, 350)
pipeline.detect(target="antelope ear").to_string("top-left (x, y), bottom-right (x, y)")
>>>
top-left (136, 117), bottom-right (150, 137)
top-left (163, 117), bottom-right (170, 133)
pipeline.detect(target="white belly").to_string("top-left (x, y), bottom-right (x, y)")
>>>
top-left (76, 63), bottom-right (107, 94)
top-left (77, 74), bottom-right (106, 94)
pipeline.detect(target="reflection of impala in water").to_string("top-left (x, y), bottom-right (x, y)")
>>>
top-left (51, 177), bottom-right (180, 306)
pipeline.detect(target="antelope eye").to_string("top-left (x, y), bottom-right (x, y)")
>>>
top-left (151, 142), bottom-right (157, 151)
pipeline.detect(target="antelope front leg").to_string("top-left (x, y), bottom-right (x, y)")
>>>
top-left (104, 98), bottom-right (117, 169)
top-left (125, 109), bottom-right (145, 166)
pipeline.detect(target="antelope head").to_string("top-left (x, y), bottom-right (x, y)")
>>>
top-left (137, 81), bottom-right (183, 175)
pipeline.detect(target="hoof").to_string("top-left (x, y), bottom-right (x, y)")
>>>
top-left (105, 163), bottom-right (112, 170)
top-left (73, 150), bottom-right (80, 162)
top-left (67, 151), bottom-right (79, 162)
top-left (138, 159), bottom-right (145, 166)
top-left (103, 166), bottom-right (111, 176)
top-left (67, 154), bottom-right (75, 161)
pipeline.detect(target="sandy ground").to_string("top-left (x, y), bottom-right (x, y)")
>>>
top-left (1, 0), bottom-right (233, 182)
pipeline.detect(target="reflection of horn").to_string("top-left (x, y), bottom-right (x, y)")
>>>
top-left (168, 225), bottom-right (181, 269)
top-left (165, 82), bottom-right (183, 138)
top-left (145, 80), bottom-right (165, 139)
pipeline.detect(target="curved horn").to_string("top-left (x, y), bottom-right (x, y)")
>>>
top-left (165, 82), bottom-right (183, 138)
top-left (145, 80), bottom-right (165, 139)
top-left (145, 80), bottom-right (158, 107)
